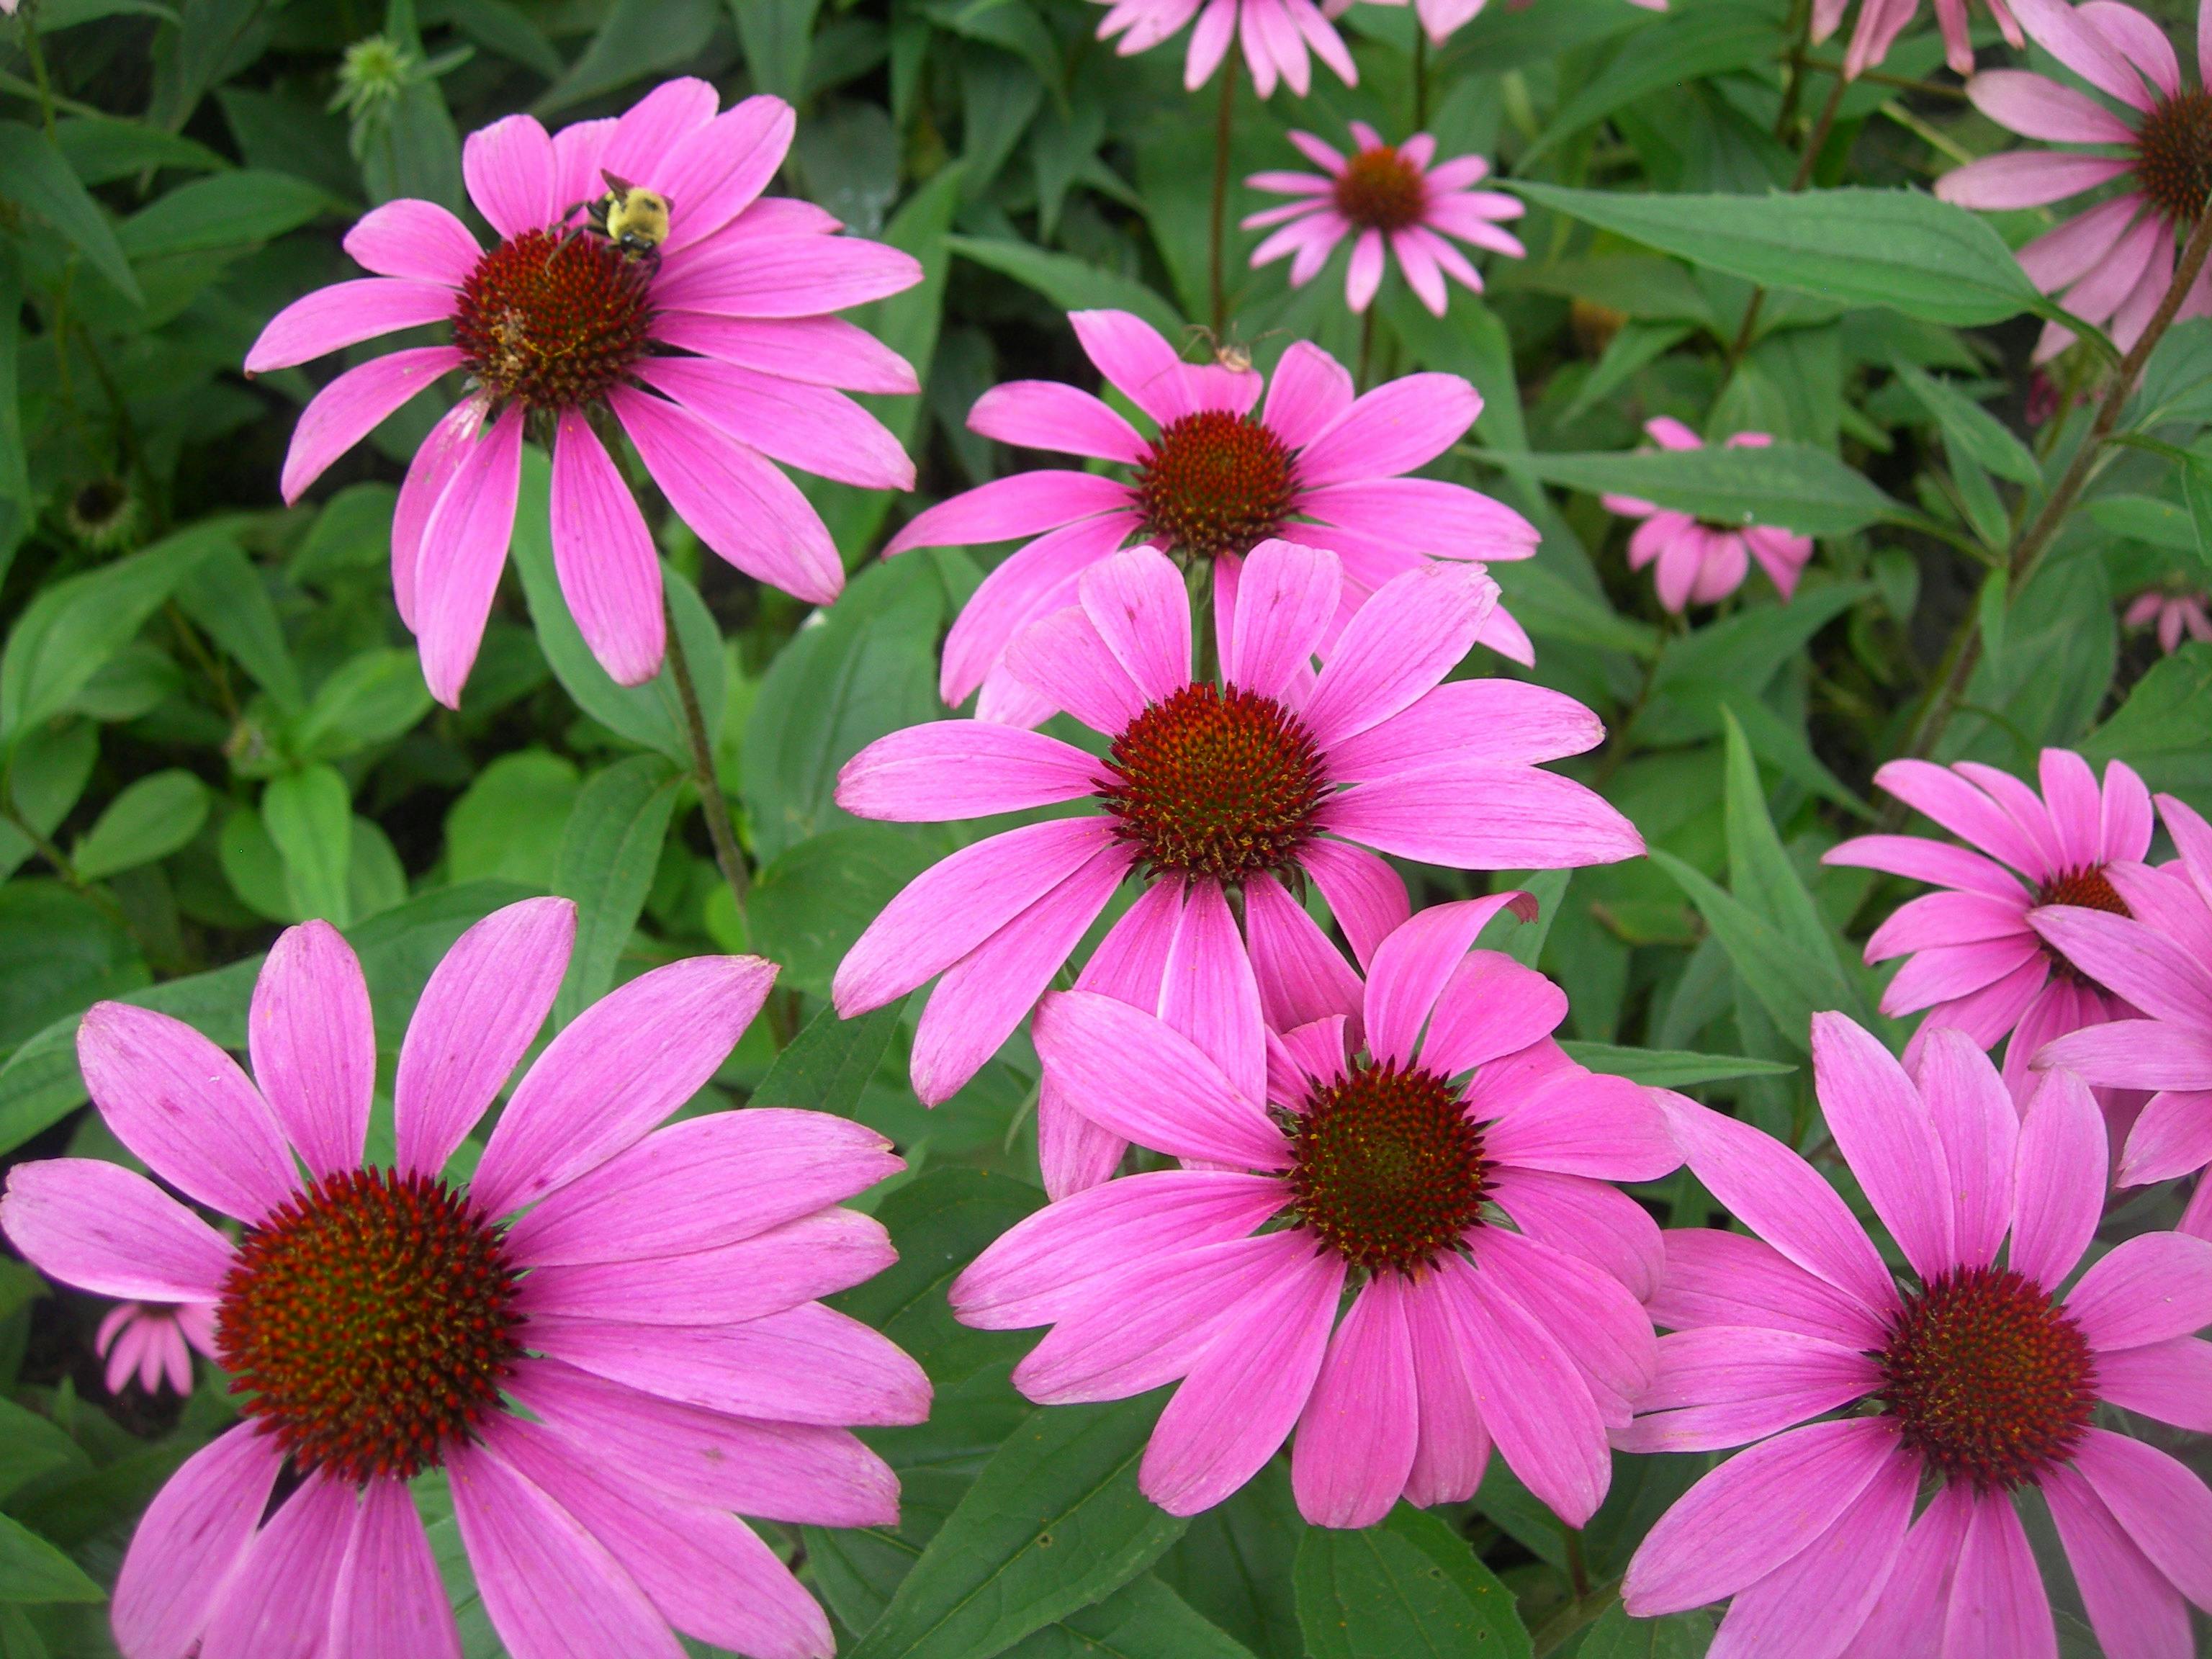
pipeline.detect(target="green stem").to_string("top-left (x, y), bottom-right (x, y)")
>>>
top-left (1355, 305), bottom-right (1375, 393)
top-left (1412, 28), bottom-right (1429, 131)
top-left (1730, 70), bottom-right (1848, 362)
top-left (1209, 66), bottom-right (1236, 334)
top-left (662, 593), bottom-right (750, 921)
top-left (1902, 199), bottom-right (2212, 768)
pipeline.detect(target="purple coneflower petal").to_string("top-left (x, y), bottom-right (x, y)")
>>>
top-left (249, 919), bottom-right (375, 1181)
top-left (0, 1161), bottom-right (233, 1303)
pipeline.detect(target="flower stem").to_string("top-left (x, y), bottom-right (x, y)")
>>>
top-left (1209, 67), bottom-right (1236, 335)
top-left (1901, 202), bottom-right (2212, 768)
top-left (1413, 29), bottom-right (1429, 131)
top-left (1730, 70), bottom-right (1848, 361)
top-left (662, 593), bottom-right (750, 922)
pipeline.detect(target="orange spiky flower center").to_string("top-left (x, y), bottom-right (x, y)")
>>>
top-left (2033, 864), bottom-right (2132, 989)
top-left (1284, 1058), bottom-right (1489, 1274)
top-left (1876, 1265), bottom-right (2097, 1490)
top-left (1133, 410), bottom-right (1298, 561)
top-left (216, 1166), bottom-right (523, 1484)
top-left (1097, 682), bottom-right (1326, 881)
top-left (1333, 145), bottom-right (1428, 233)
top-left (452, 228), bottom-right (655, 409)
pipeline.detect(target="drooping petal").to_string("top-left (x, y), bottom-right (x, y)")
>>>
top-left (1299, 837), bottom-right (1410, 966)
top-left (331, 1476), bottom-right (463, 1659)
top-left (415, 401), bottom-right (526, 706)
top-left (0, 1159), bottom-right (233, 1303)
top-left (280, 346), bottom-right (464, 505)
top-left (1941, 1491), bottom-right (2056, 1659)
top-left (197, 1470), bottom-right (357, 1659)
top-left (1290, 1275), bottom-right (1420, 1529)
top-left (2041, 1462), bottom-right (2195, 1659)
top-left (112, 1426), bottom-right (286, 1659)
top-left (551, 411), bottom-right (665, 688)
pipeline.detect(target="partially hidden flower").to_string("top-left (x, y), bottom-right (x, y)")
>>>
top-left (889, 308), bottom-right (1541, 722)
top-left (833, 541), bottom-right (1641, 1118)
top-left (1937, 0), bottom-right (2212, 360)
top-left (96, 1302), bottom-right (218, 1397)
top-left (1601, 420), bottom-right (1813, 612)
top-left (1092, 0), bottom-right (1356, 97)
top-left (951, 901), bottom-right (1682, 1523)
top-left (246, 81), bottom-right (922, 706)
top-left (1814, 0), bottom-right (2020, 79)
top-left (2126, 585), bottom-right (2212, 652)
top-left (1823, 749), bottom-right (2153, 1098)
top-left (1362, 0), bottom-right (1665, 45)
top-left (1244, 123), bottom-right (1524, 315)
top-left (0, 901), bottom-right (923, 1659)
top-left (1623, 1016), bottom-right (2212, 1659)
top-left (2036, 790), bottom-right (2212, 1238)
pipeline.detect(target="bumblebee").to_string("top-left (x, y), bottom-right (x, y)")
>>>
top-left (570, 171), bottom-right (671, 262)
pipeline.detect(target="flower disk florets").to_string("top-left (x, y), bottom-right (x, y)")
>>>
top-left (1285, 1059), bottom-right (1489, 1274)
top-left (2034, 865), bottom-right (2132, 987)
top-left (2134, 91), bottom-right (2212, 224)
top-left (1875, 1265), bottom-right (2096, 1491)
top-left (1097, 683), bottom-right (1326, 881)
top-left (216, 1166), bottom-right (523, 1485)
top-left (1333, 146), bottom-right (1427, 233)
top-left (1133, 410), bottom-right (1298, 561)
top-left (453, 228), bottom-right (655, 410)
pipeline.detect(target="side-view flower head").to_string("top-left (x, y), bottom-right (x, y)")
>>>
top-left (0, 900), bottom-right (924, 1659)
top-left (1244, 123), bottom-right (1525, 315)
top-left (2035, 789), bottom-right (2212, 1237)
top-left (96, 1302), bottom-right (219, 1398)
top-left (832, 540), bottom-right (1642, 1116)
top-left (246, 81), bottom-right (922, 706)
top-left (952, 900), bottom-right (1681, 1525)
top-left (1601, 420), bottom-right (1815, 612)
top-left (1624, 1016), bottom-right (2212, 1658)
top-left (1938, 0), bottom-right (2212, 359)
top-left (2126, 585), bottom-right (2212, 652)
top-left (1825, 748), bottom-right (2153, 1100)
top-left (1091, 0), bottom-right (1357, 97)
top-left (1815, 0), bottom-right (2021, 79)
top-left (888, 307), bottom-right (1541, 722)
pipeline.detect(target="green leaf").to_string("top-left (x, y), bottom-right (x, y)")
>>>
top-left (1892, 364), bottom-right (2040, 485)
top-left (533, 0), bottom-right (720, 115)
top-left (731, 0), bottom-right (823, 100)
top-left (1558, 1040), bottom-right (1796, 1087)
top-left (832, 1168), bottom-right (1043, 1388)
top-left (751, 824), bottom-right (940, 1001)
top-left (0, 1514), bottom-right (102, 1604)
top-left (263, 764), bottom-right (354, 926)
top-left (0, 520), bottom-right (233, 743)
top-left (2079, 640), bottom-right (2212, 796)
top-left (944, 235), bottom-right (1184, 337)
top-left (0, 884), bottom-right (147, 1056)
top-left (0, 122), bottom-right (143, 305)
top-left (1294, 1508), bottom-right (1529, 1659)
top-left (511, 446), bottom-right (724, 764)
top-left (1636, 583), bottom-right (1871, 745)
top-left (552, 755), bottom-right (683, 1025)
top-left (72, 769), bottom-right (208, 881)
top-left (2085, 493), bottom-right (2195, 551)
top-left (752, 999), bottom-right (908, 1118)
top-left (1572, 1602), bottom-right (1714, 1658)
top-left (1513, 183), bottom-right (2042, 327)
top-left (292, 649), bottom-right (436, 760)
top-left (175, 541), bottom-right (303, 714)
top-left (1002, 1575), bottom-right (1256, 1659)
top-left (116, 168), bottom-right (330, 258)
top-left (1649, 848), bottom-right (1853, 1058)
top-left (846, 1393), bottom-right (1186, 1659)
top-left (444, 750), bottom-right (579, 887)
top-left (1154, 1463), bottom-right (1303, 1659)
top-left (0, 1401), bottom-right (85, 1506)
top-left (1525, 4), bottom-right (1781, 163)
top-left (1469, 442), bottom-right (1900, 538)
top-left (0, 248), bottom-right (27, 588)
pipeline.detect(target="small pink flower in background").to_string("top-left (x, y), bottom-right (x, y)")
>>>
top-left (1937, 0), bottom-right (2212, 360)
top-left (1243, 123), bottom-right (1524, 315)
top-left (0, 902), bottom-right (922, 1659)
top-left (96, 1302), bottom-right (218, 1397)
top-left (952, 901), bottom-right (1681, 1524)
top-left (1814, 0), bottom-right (2020, 79)
top-left (1625, 1017), bottom-right (2212, 1658)
top-left (832, 541), bottom-right (1640, 1120)
top-left (1824, 749), bottom-right (2154, 1099)
top-left (2036, 791), bottom-right (2212, 1238)
top-left (889, 308), bottom-right (1541, 721)
top-left (2126, 585), bottom-right (2212, 652)
top-left (1601, 419), bottom-right (1814, 612)
top-left (1092, 0), bottom-right (1357, 96)
top-left (1364, 0), bottom-right (1666, 42)
top-left (247, 81), bottom-right (922, 706)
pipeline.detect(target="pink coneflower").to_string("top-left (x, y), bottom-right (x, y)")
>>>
top-left (1092, 0), bottom-right (1356, 96)
top-left (96, 1302), bottom-right (218, 1397)
top-left (833, 541), bottom-right (1640, 1117)
top-left (1936, 0), bottom-right (2212, 361)
top-left (2036, 791), bottom-right (2212, 1238)
top-left (1823, 749), bottom-right (2153, 1097)
top-left (1243, 124), bottom-right (1524, 315)
top-left (246, 82), bottom-right (922, 706)
top-left (1600, 420), bottom-right (1814, 612)
top-left (0, 903), bottom-right (922, 1659)
top-left (952, 901), bottom-right (1681, 1523)
top-left (1624, 1017), bottom-right (2212, 1658)
top-left (887, 307), bottom-right (1541, 723)
top-left (1815, 0), bottom-right (2020, 79)
top-left (2126, 585), bottom-right (2212, 652)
